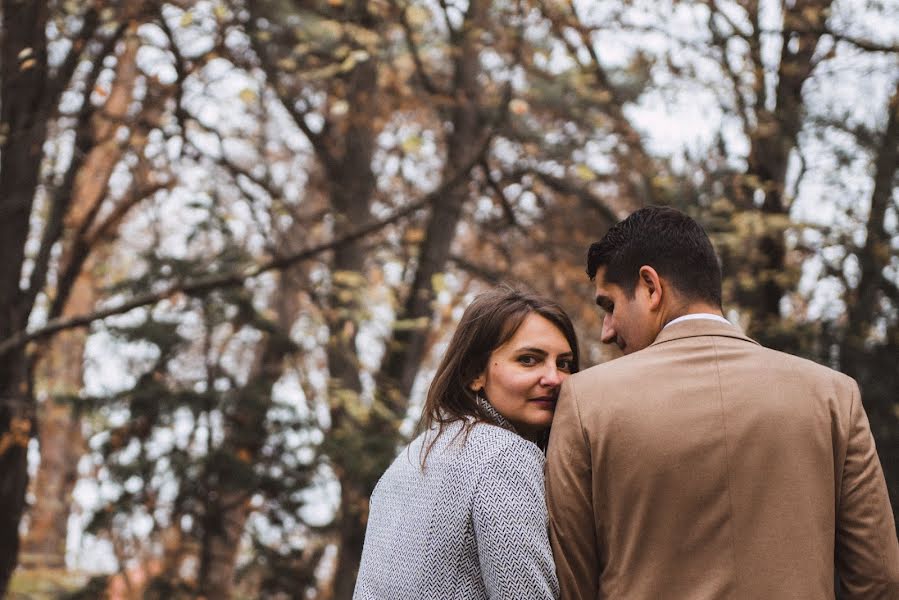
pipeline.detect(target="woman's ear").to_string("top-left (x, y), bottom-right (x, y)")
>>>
top-left (469, 373), bottom-right (485, 392)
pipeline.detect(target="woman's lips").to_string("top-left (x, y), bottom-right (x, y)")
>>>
top-left (529, 396), bottom-right (557, 408)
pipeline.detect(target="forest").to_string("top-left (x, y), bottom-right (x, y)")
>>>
top-left (1, 0), bottom-right (897, 598)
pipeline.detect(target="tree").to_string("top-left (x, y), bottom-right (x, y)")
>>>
top-left (0, 3), bottom-right (125, 591)
top-left (21, 21), bottom-right (170, 570)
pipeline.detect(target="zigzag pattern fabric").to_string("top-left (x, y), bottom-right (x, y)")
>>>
top-left (354, 406), bottom-right (559, 599)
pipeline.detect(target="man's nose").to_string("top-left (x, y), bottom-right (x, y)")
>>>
top-left (601, 316), bottom-right (616, 344)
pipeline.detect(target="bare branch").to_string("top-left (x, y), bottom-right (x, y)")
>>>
top-left (825, 31), bottom-right (899, 54)
top-left (786, 146), bottom-right (808, 204)
top-left (0, 140), bottom-right (493, 357)
top-left (390, 0), bottom-right (443, 95)
top-left (156, 7), bottom-right (191, 144)
top-left (20, 26), bottom-right (124, 322)
top-left (882, 276), bottom-right (899, 308)
top-left (809, 116), bottom-right (879, 149)
top-left (448, 254), bottom-right (503, 284)
top-left (703, 0), bottom-right (752, 40)
top-left (480, 159), bottom-right (519, 227)
top-left (87, 180), bottom-right (172, 249)
top-left (745, 0), bottom-right (767, 115)
top-left (546, 1), bottom-right (658, 205)
top-left (705, 2), bottom-right (753, 138)
top-left (437, 0), bottom-right (459, 40)
top-left (243, 8), bottom-right (335, 170)
top-left (521, 168), bottom-right (619, 224)
top-left (43, 8), bottom-right (101, 119)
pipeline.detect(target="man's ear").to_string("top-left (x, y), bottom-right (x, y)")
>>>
top-left (638, 265), bottom-right (663, 310)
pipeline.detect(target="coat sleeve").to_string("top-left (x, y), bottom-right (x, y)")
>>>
top-left (835, 379), bottom-right (899, 598)
top-left (545, 378), bottom-right (598, 600)
top-left (472, 440), bottom-right (559, 600)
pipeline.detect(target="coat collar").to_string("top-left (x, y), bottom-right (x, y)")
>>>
top-left (649, 317), bottom-right (760, 348)
top-left (476, 393), bottom-right (518, 433)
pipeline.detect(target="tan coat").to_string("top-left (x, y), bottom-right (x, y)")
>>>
top-left (546, 319), bottom-right (899, 599)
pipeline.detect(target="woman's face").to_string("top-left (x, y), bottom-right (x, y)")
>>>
top-left (470, 313), bottom-right (575, 441)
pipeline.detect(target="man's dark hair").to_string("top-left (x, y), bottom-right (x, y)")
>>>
top-left (587, 206), bottom-right (722, 307)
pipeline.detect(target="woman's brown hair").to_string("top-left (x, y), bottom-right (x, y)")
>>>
top-left (417, 286), bottom-right (579, 465)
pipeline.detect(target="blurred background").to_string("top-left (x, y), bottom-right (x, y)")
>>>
top-left (0, 0), bottom-right (896, 597)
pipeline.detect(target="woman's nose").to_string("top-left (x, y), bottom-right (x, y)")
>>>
top-left (541, 364), bottom-right (563, 387)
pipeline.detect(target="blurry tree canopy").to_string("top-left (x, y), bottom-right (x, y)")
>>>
top-left (0, 0), bottom-right (896, 598)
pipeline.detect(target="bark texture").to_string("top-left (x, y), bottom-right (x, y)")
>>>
top-left (21, 27), bottom-right (142, 570)
top-left (0, 2), bottom-right (52, 591)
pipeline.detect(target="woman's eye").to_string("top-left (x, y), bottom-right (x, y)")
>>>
top-left (517, 355), bottom-right (539, 366)
top-left (557, 359), bottom-right (574, 372)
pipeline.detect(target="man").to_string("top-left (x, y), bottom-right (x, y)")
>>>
top-left (545, 206), bottom-right (899, 599)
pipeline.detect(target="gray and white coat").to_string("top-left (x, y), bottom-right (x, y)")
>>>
top-left (353, 404), bottom-right (559, 600)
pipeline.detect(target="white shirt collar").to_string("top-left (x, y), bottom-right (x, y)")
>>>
top-left (663, 313), bottom-right (730, 330)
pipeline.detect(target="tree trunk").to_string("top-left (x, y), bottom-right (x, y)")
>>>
top-left (732, 0), bottom-right (833, 350)
top-left (0, 1), bottom-right (51, 592)
top-left (21, 26), bottom-right (142, 571)
top-left (19, 274), bottom-right (94, 569)
top-left (841, 79), bottom-right (899, 367)
top-left (244, 5), bottom-right (381, 596)
top-left (197, 268), bottom-right (304, 598)
top-left (330, 3), bottom-right (490, 597)
top-left (321, 57), bottom-right (378, 600)
top-left (838, 80), bottom-right (899, 524)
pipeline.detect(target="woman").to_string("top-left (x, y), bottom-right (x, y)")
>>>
top-left (354, 287), bottom-right (579, 599)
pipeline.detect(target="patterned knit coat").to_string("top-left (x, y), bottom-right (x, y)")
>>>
top-left (353, 405), bottom-right (559, 599)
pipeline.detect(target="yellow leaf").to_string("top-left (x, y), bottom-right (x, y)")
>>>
top-left (407, 5), bottom-right (430, 26)
top-left (330, 100), bottom-right (349, 116)
top-left (340, 55), bottom-right (357, 72)
top-left (333, 270), bottom-right (366, 287)
top-left (432, 273), bottom-right (447, 293)
top-left (401, 135), bottom-right (423, 153)
top-left (213, 3), bottom-right (230, 20)
top-left (180, 11), bottom-right (194, 27)
top-left (393, 317), bottom-right (428, 331)
top-left (651, 175), bottom-right (674, 190)
top-left (277, 57), bottom-right (298, 71)
top-left (318, 20), bottom-right (345, 41)
top-left (574, 164), bottom-right (596, 181)
top-left (404, 227), bottom-right (425, 243)
top-left (306, 63), bottom-right (342, 80)
top-left (239, 88), bottom-right (258, 104)
top-left (346, 24), bottom-right (381, 49)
